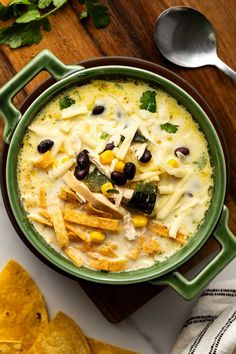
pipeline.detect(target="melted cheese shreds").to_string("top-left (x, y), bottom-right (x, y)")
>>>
top-left (116, 122), bottom-right (139, 160)
top-left (60, 105), bottom-right (88, 119)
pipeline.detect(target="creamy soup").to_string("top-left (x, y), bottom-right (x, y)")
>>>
top-left (17, 79), bottom-right (213, 272)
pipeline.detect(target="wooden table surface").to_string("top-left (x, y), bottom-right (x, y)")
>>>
top-left (0, 0), bottom-right (236, 322)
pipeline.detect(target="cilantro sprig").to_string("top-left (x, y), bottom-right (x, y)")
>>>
top-left (160, 122), bottom-right (179, 134)
top-left (140, 90), bottom-right (157, 113)
top-left (59, 95), bottom-right (75, 110)
top-left (0, 0), bottom-right (110, 49)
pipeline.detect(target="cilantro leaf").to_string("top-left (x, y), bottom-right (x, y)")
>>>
top-left (0, 21), bottom-right (43, 48)
top-left (90, 4), bottom-right (110, 28)
top-left (79, 11), bottom-right (88, 19)
top-left (0, 0), bottom-right (110, 49)
top-left (100, 132), bottom-right (109, 139)
top-left (140, 90), bottom-right (157, 113)
top-left (59, 96), bottom-right (75, 110)
top-left (160, 122), bottom-right (179, 134)
top-left (16, 9), bottom-right (41, 23)
top-left (38, 0), bottom-right (52, 9)
top-left (52, 0), bottom-right (67, 7)
top-left (0, 3), bottom-right (14, 20)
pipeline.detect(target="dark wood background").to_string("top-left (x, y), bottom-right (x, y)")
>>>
top-left (0, 0), bottom-right (236, 322)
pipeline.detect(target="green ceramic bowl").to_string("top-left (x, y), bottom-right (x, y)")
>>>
top-left (0, 50), bottom-right (235, 300)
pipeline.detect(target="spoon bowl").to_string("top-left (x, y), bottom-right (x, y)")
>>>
top-left (154, 6), bottom-right (236, 81)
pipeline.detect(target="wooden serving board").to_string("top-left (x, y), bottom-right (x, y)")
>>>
top-left (0, 0), bottom-right (236, 323)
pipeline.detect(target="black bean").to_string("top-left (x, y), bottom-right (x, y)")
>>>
top-left (124, 162), bottom-right (136, 180)
top-left (77, 150), bottom-right (89, 169)
top-left (74, 165), bottom-right (89, 180)
top-left (175, 147), bottom-right (190, 157)
top-left (139, 148), bottom-right (152, 163)
top-left (104, 142), bottom-right (115, 151)
top-left (111, 171), bottom-right (127, 186)
top-left (92, 105), bottom-right (105, 115)
top-left (37, 139), bottom-right (54, 153)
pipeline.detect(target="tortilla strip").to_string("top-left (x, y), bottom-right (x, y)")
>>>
top-left (58, 186), bottom-right (79, 203)
top-left (64, 247), bottom-right (84, 268)
top-left (142, 237), bottom-right (160, 256)
top-left (39, 210), bottom-right (52, 223)
top-left (149, 223), bottom-right (186, 245)
top-left (33, 151), bottom-right (53, 170)
top-left (64, 209), bottom-right (119, 232)
top-left (89, 258), bottom-right (109, 271)
top-left (30, 215), bottom-right (52, 227)
top-left (87, 337), bottom-right (139, 354)
top-left (127, 236), bottom-right (144, 260)
top-left (39, 188), bottom-right (46, 209)
top-left (27, 312), bottom-right (90, 354)
top-left (97, 244), bottom-right (117, 258)
top-left (65, 223), bottom-right (90, 242)
top-left (49, 206), bottom-right (69, 248)
top-left (85, 203), bottom-right (113, 219)
top-left (108, 259), bottom-right (126, 272)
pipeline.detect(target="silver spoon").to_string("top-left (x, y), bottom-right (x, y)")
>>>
top-left (154, 6), bottom-right (236, 82)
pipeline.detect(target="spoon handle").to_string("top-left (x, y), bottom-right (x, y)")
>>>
top-left (214, 57), bottom-right (236, 83)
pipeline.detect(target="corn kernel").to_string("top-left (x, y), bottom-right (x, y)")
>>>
top-left (90, 231), bottom-right (106, 243)
top-left (132, 215), bottom-right (148, 228)
top-left (168, 159), bottom-right (179, 168)
top-left (101, 182), bottom-right (113, 196)
top-left (61, 156), bottom-right (70, 163)
top-left (99, 150), bottom-right (115, 164)
top-left (115, 160), bottom-right (125, 172)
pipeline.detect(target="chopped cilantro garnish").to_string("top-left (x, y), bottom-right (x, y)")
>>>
top-left (59, 96), bottom-right (75, 110)
top-left (100, 132), bottom-right (109, 139)
top-left (161, 122), bottom-right (179, 134)
top-left (140, 90), bottom-right (157, 113)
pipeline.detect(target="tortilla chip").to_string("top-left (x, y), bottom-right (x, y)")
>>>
top-left (0, 341), bottom-right (22, 353)
top-left (27, 312), bottom-right (90, 354)
top-left (49, 206), bottom-right (69, 248)
top-left (0, 260), bottom-right (48, 352)
top-left (64, 209), bottom-right (119, 231)
top-left (87, 337), bottom-right (139, 354)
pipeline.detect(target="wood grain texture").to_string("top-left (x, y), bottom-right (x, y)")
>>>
top-left (0, 0), bottom-right (236, 322)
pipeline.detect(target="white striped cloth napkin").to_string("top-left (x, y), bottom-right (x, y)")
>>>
top-left (171, 280), bottom-right (236, 354)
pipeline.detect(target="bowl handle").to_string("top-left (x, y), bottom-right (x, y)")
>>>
top-left (0, 49), bottom-right (83, 144)
top-left (150, 206), bottom-right (236, 300)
